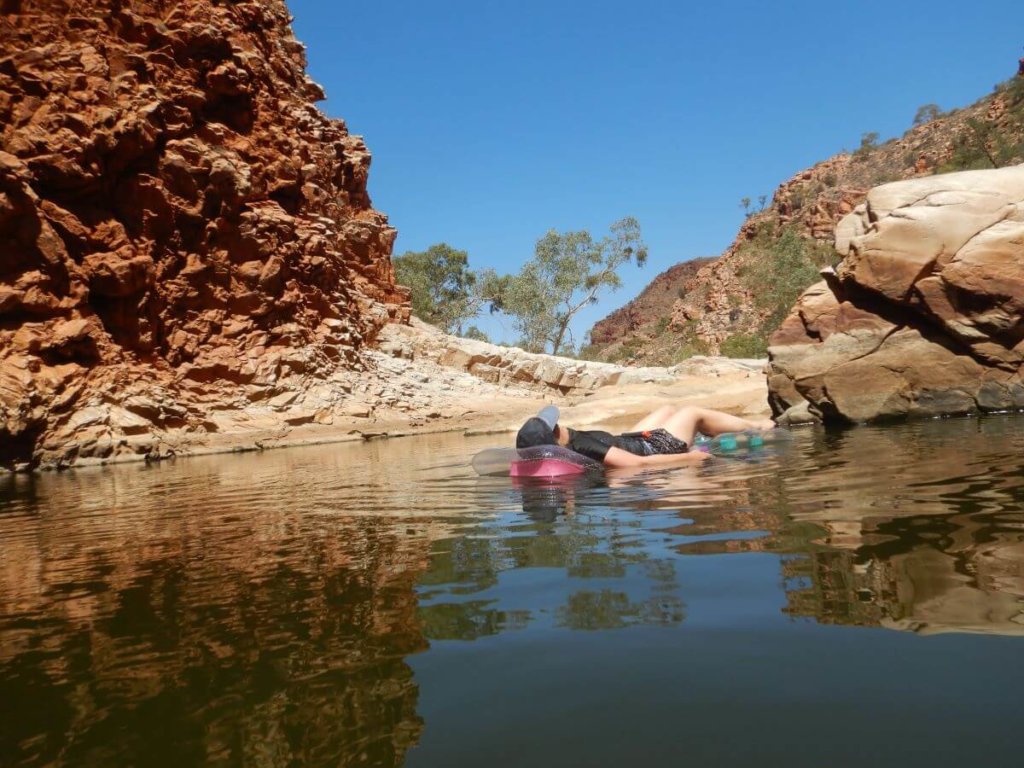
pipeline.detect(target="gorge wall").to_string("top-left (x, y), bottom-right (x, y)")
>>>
top-left (0, 0), bottom-right (409, 468)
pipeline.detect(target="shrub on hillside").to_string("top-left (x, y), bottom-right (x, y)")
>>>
top-left (462, 325), bottom-right (490, 343)
top-left (741, 224), bottom-right (835, 331)
top-left (719, 332), bottom-right (768, 358)
top-left (852, 131), bottom-right (880, 161)
top-left (673, 223), bottom-right (836, 358)
top-left (913, 103), bottom-right (943, 126)
top-left (937, 80), bottom-right (1024, 173)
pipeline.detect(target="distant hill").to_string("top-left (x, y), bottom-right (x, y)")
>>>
top-left (582, 257), bottom-right (713, 364)
top-left (585, 70), bottom-right (1024, 362)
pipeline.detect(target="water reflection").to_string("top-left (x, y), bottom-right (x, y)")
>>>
top-left (0, 442), bottom-right (469, 767)
top-left (418, 477), bottom-right (685, 639)
top-left (2, 416), bottom-right (1024, 766)
top-left (413, 417), bottom-right (1024, 642)
top-left (681, 418), bottom-right (1024, 635)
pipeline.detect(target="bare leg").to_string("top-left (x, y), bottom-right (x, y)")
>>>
top-left (629, 405), bottom-right (676, 432)
top-left (660, 406), bottom-right (773, 445)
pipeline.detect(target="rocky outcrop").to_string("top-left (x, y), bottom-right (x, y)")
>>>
top-left (0, 0), bottom-right (409, 468)
top-left (665, 164), bottom-right (866, 352)
top-left (767, 164), bottom-right (1024, 424)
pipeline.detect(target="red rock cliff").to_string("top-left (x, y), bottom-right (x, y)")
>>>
top-left (0, 0), bottom-right (409, 467)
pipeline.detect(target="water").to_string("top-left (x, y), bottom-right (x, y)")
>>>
top-left (2, 416), bottom-right (1024, 767)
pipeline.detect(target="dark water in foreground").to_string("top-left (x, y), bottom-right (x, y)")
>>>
top-left (2, 416), bottom-right (1024, 767)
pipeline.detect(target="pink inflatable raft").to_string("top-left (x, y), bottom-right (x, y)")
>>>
top-left (472, 446), bottom-right (602, 478)
top-left (471, 429), bottom-right (791, 478)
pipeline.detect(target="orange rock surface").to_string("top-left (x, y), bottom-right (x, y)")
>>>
top-left (0, 0), bottom-right (409, 467)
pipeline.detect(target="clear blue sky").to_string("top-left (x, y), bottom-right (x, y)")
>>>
top-left (289, 0), bottom-right (1024, 345)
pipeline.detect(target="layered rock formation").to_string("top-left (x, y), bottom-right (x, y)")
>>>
top-left (0, 0), bottom-right (409, 468)
top-left (381, 318), bottom-right (763, 396)
top-left (767, 164), bottom-right (1024, 424)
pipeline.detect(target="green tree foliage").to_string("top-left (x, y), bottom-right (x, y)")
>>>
top-left (462, 325), bottom-right (490, 343)
top-left (393, 243), bottom-right (480, 334)
top-left (938, 114), bottom-right (1024, 172)
top-left (853, 131), bottom-right (880, 160)
top-left (913, 103), bottom-right (943, 126)
top-left (494, 217), bottom-right (648, 354)
top-left (719, 333), bottom-right (768, 359)
top-left (744, 224), bottom-right (834, 326)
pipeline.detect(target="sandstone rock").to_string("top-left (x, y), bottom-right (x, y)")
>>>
top-left (40, 318), bottom-right (100, 361)
top-left (82, 248), bottom-right (155, 298)
top-left (0, 288), bottom-right (25, 315)
top-left (268, 391), bottom-right (299, 409)
top-left (0, 0), bottom-right (410, 468)
top-left (768, 164), bottom-right (1024, 424)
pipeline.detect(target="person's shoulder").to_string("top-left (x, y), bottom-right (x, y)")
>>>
top-left (568, 429), bottom-right (615, 462)
top-left (576, 429), bottom-right (615, 440)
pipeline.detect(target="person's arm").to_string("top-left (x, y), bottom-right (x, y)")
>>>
top-left (601, 446), bottom-right (709, 469)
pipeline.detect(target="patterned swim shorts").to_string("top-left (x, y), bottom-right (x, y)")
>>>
top-left (613, 428), bottom-right (689, 457)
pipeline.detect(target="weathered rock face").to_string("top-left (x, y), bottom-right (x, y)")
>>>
top-left (0, 0), bottom-right (409, 467)
top-left (767, 164), bottom-right (1024, 424)
top-left (666, 162), bottom-right (866, 352)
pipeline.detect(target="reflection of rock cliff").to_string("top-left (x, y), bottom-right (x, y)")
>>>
top-left (768, 164), bottom-right (1024, 424)
top-left (0, 1), bottom-right (408, 468)
top-left (784, 515), bottom-right (1024, 636)
top-left (651, 417), bottom-right (1024, 637)
top-left (0, 456), bottom-right (432, 766)
top-left (777, 421), bottom-right (1024, 636)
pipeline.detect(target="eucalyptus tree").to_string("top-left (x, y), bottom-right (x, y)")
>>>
top-left (499, 217), bottom-right (647, 354)
top-left (393, 243), bottom-right (479, 334)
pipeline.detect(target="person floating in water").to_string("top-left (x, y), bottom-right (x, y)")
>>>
top-left (516, 404), bottom-right (775, 469)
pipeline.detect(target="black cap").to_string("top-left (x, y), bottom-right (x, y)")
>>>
top-left (516, 418), bottom-right (555, 448)
top-left (516, 405), bottom-right (560, 449)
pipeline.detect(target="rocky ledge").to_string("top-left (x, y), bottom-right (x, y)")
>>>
top-left (380, 319), bottom-right (764, 395)
top-left (768, 164), bottom-right (1024, 424)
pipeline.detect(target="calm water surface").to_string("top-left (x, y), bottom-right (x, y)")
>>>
top-left (2, 416), bottom-right (1024, 767)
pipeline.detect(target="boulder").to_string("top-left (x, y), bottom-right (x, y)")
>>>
top-left (768, 164), bottom-right (1024, 423)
